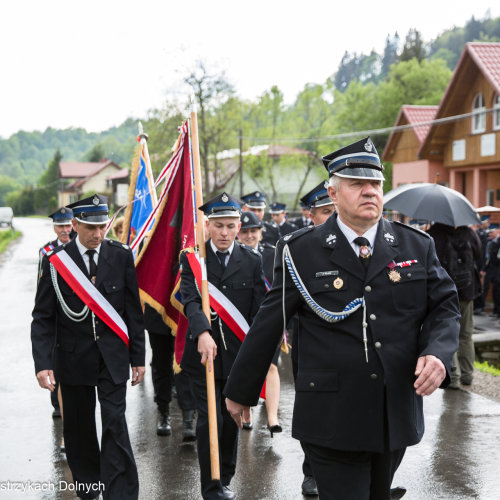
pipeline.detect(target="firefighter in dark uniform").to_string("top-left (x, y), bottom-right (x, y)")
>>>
top-left (31, 194), bottom-right (146, 500)
top-left (180, 192), bottom-right (267, 500)
top-left (269, 202), bottom-right (298, 237)
top-left (225, 138), bottom-right (460, 500)
top-left (240, 191), bottom-right (281, 245)
top-left (290, 200), bottom-right (313, 229)
top-left (38, 207), bottom-right (74, 418)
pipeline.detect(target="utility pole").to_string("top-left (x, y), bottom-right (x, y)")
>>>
top-left (239, 129), bottom-right (243, 197)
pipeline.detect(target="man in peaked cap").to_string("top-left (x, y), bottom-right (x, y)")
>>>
top-left (31, 193), bottom-right (145, 500)
top-left (269, 202), bottom-right (298, 237)
top-left (241, 190), bottom-right (281, 245)
top-left (37, 207), bottom-right (75, 419)
top-left (225, 137), bottom-right (459, 499)
top-left (290, 200), bottom-right (312, 229)
top-left (180, 192), bottom-right (266, 500)
top-left (300, 181), bottom-right (336, 227)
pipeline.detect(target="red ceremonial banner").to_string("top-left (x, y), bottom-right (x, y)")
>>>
top-left (135, 123), bottom-right (195, 343)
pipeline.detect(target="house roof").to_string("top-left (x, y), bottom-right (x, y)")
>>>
top-left (419, 42), bottom-right (500, 158)
top-left (106, 168), bottom-right (129, 180)
top-left (382, 105), bottom-right (438, 161)
top-left (59, 159), bottom-right (121, 178)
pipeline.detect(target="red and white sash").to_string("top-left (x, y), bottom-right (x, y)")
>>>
top-left (40, 243), bottom-right (55, 256)
top-left (48, 249), bottom-right (129, 347)
top-left (186, 252), bottom-right (249, 342)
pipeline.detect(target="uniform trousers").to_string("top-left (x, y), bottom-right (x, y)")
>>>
top-left (290, 318), bottom-right (314, 478)
top-left (191, 376), bottom-right (238, 499)
top-left (149, 331), bottom-right (196, 411)
top-left (301, 405), bottom-right (405, 500)
top-left (148, 332), bottom-right (174, 412)
top-left (60, 359), bottom-right (138, 500)
top-left (451, 301), bottom-right (475, 385)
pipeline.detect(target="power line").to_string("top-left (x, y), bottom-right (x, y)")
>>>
top-left (239, 107), bottom-right (499, 144)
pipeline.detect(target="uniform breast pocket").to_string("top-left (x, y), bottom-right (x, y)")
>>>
top-left (102, 281), bottom-right (124, 310)
top-left (390, 265), bottom-right (426, 312)
top-left (231, 280), bottom-right (254, 293)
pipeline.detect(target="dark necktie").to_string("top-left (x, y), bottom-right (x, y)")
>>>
top-left (216, 251), bottom-right (228, 272)
top-left (86, 249), bottom-right (97, 283)
top-left (354, 237), bottom-right (371, 271)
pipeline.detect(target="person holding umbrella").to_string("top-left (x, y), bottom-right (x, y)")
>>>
top-left (427, 223), bottom-right (481, 388)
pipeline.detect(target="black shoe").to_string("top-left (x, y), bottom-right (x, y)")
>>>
top-left (182, 410), bottom-right (196, 442)
top-left (157, 411), bottom-right (172, 436)
top-left (301, 475), bottom-right (318, 496)
top-left (390, 486), bottom-right (407, 499)
top-left (461, 377), bottom-right (472, 386)
top-left (52, 408), bottom-right (61, 418)
top-left (222, 485), bottom-right (235, 499)
top-left (267, 424), bottom-right (282, 438)
top-left (242, 421), bottom-right (253, 430)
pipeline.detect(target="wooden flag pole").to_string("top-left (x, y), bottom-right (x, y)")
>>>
top-left (190, 109), bottom-right (220, 480)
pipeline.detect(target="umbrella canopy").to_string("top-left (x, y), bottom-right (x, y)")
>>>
top-left (476, 205), bottom-right (500, 213)
top-left (383, 183), bottom-right (480, 227)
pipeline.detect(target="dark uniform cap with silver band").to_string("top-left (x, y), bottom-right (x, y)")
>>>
top-left (199, 192), bottom-right (242, 219)
top-left (322, 137), bottom-right (385, 181)
top-left (240, 211), bottom-right (262, 229)
top-left (269, 202), bottom-right (286, 214)
top-left (66, 194), bottom-right (110, 225)
top-left (241, 191), bottom-right (267, 209)
top-left (48, 207), bottom-right (74, 225)
top-left (300, 181), bottom-right (334, 209)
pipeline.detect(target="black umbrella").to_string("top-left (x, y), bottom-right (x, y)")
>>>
top-left (383, 183), bottom-right (480, 227)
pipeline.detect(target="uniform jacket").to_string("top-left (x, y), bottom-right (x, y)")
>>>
top-left (427, 223), bottom-right (481, 302)
top-left (257, 241), bottom-right (276, 284)
top-left (278, 220), bottom-right (298, 237)
top-left (31, 238), bottom-right (146, 386)
top-left (290, 216), bottom-right (312, 230)
top-left (261, 220), bottom-right (281, 245)
top-left (180, 241), bottom-right (267, 380)
top-left (225, 214), bottom-right (460, 453)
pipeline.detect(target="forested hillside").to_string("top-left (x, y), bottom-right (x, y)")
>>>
top-left (2, 13), bottom-right (499, 211)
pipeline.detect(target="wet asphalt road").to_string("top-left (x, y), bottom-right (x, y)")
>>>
top-left (1, 217), bottom-right (500, 499)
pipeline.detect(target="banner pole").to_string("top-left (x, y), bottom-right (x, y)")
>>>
top-left (190, 108), bottom-right (220, 480)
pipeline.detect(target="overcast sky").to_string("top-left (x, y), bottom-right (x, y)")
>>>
top-left (1, 0), bottom-right (498, 139)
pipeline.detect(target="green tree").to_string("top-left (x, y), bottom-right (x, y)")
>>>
top-left (35, 148), bottom-right (63, 213)
top-left (85, 143), bottom-right (105, 162)
top-left (0, 175), bottom-right (19, 205)
top-left (400, 29), bottom-right (426, 62)
top-left (381, 33), bottom-right (400, 79)
top-left (184, 61), bottom-right (240, 197)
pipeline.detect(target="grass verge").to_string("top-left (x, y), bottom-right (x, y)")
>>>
top-left (0, 230), bottom-right (21, 254)
top-left (475, 360), bottom-right (500, 377)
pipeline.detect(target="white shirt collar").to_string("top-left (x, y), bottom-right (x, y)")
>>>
top-left (210, 240), bottom-right (235, 256)
top-left (75, 236), bottom-right (101, 257)
top-left (336, 216), bottom-right (378, 252)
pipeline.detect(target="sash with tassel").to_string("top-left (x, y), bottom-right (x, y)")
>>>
top-left (48, 248), bottom-right (130, 347)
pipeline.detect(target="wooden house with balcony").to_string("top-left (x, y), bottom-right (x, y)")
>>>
top-left (383, 42), bottom-right (500, 209)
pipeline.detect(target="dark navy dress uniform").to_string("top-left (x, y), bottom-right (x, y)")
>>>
top-left (226, 137), bottom-right (460, 500)
top-left (180, 193), bottom-right (267, 500)
top-left (31, 196), bottom-right (145, 500)
top-left (225, 214), bottom-right (459, 496)
top-left (180, 241), bottom-right (266, 499)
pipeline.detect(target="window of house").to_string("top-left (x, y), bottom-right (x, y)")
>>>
top-left (472, 93), bottom-right (486, 133)
top-left (487, 189), bottom-right (494, 206)
top-left (494, 94), bottom-right (500, 130)
top-left (452, 139), bottom-right (466, 161)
